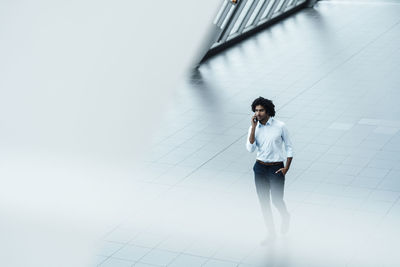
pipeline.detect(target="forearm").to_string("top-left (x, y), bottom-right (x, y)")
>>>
top-left (285, 157), bottom-right (293, 170)
top-left (249, 127), bottom-right (256, 144)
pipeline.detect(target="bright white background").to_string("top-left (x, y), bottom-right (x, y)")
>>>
top-left (0, 1), bottom-right (220, 266)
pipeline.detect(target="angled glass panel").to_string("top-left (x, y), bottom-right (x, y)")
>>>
top-left (230, 0), bottom-right (255, 35)
top-left (272, 0), bottom-right (291, 18)
top-left (221, 3), bottom-right (236, 29)
top-left (261, 0), bottom-right (276, 19)
top-left (275, 0), bottom-right (286, 14)
top-left (285, 0), bottom-right (296, 8)
top-left (214, 0), bottom-right (229, 25)
top-left (245, 0), bottom-right (267, 28)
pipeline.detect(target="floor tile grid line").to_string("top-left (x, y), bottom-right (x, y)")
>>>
top-left (308, 130), bottom-right (348, 148)
top-left (100, 222), bottom-right (180, 265)
top-left (169, 134), bottom-right (234, 166)
top-left (289, 147), bottom-right (348, 197)
top-left (111, 241), bottom-right (198, 266)
top-left (286, 159), bottom-right (373, 216)
top-left (96, 223), bottom-right (137, 265)
top-left (151, 110), bottom-right (202, 147)
top-left (356, 132), bottom-right (397, 157)
top-left (366, 121), bottom-right (400, 159)
top-left (324, 0), bottom-right (400, 6)
top-left (140, 168), bottom-right (246, 200)
top-left (170, 244), bottom-right (224, 265)
top-left (163, 250), bottom-right (209, 267)
top-left (284, 168), bottom-right (313, 193)
top-left (146, 140), bottom-right (217, 183)
top-left (229, 244), bottom-right (269, 267)
top-left (153, 234), bottom-right (210, 266)
top-left (330, 162), bottom-right (394, 215)
top-left (144, 128), bottom-right (243, 182)
top-left (201, 238), bottom-right (263, 267)
top-left (270, 62), bottom-right (351, 117)
top-left (148, 134), bottom-right (200, 164)
top-left (111, 238), bottom-right (169, 266)
top-left (99, 229), bottom-right (153, 266)
top-left (267, 13), bottom-right (400, 123)
top-left (316, 147), bottom-right (359, 187)
top-left (370, 159), bottom-right (400, 219)
top-left (113, 136), bottom-right (257, 266)
top-left (96, 256), bottom-right (109, 266)
top-left (143, 152), bottom-right (221, 186)
top-left (148, 134), bottom-right (249, 200)
top-left (291, 194), bottom-right (357, 214)
top-left (97, 245), bottom-right (132, 266)
top-left (201, 257), bottom-right (241, 267)
top-left (361, 192), bottom-right (400, 260)
top-left (312, 169), bottom-right (375, 211)
top-left (167, 252), bottom-right (239, 266)
top-left (292, 130), bottom-right (394, 207)
top-left (167, 254), bottom-right (211, 267)
top-left (241, 19), bottom-right (331, 84)
top-left (149, 117), bottom-right (249, 168)
top-left (133, 262), bottom-right (160, 267)
top-left (193, 243), bottom-right (237, 267)
top-left (323, 176), bottom-right (356, 187)
top-left (97, 258), bottom-right (135, 267)
top-left (100, 224), bottom-right (123, 241)
top-left (382, 194), bottom-right (400, 219)
top-left (164, 250), bottom-right (241, 267)
top-left (135, 248), bottom-right (179, 267)
top-left (347, 128), bottom-right (400, 210)
top-left (369, 187), bottom-right (400, 194)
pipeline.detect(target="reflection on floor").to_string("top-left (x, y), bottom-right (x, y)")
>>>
top-left (95, 0), bottom-right (400, 266)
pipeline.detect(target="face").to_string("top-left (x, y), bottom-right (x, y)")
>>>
top-left (254, 105), bottom-right (268, 122)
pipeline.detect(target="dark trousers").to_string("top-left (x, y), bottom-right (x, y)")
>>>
top-left (253, 161), bottom-right (289, 233)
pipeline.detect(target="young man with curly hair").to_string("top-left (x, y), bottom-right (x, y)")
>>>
top-left (246, 96), bottom-right (293, 243)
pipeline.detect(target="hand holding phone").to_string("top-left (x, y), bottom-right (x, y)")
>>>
top-left (251, 114), bottom-right (258, 127)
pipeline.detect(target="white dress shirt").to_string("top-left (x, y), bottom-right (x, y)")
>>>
top-left (246, 117), bottom-right (293, 162)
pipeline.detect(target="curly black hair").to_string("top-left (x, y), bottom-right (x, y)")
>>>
top-left (251, 97), bottom-right (276, 117)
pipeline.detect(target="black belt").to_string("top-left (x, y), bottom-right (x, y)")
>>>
top-left (256, 160), bottom-right (283, 166)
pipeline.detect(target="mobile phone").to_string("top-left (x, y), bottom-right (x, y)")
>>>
top-left (253, 116), bottom-right (258, 123)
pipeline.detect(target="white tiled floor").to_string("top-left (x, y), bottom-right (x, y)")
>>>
top-left (95, 0), bottom-right (400, 266)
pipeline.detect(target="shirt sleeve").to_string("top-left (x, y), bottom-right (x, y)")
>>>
top-left (246, 126), bottom-right (257, 153)
top-left (281, 123), bottom-right (293, 157)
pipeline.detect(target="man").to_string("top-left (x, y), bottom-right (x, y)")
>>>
top-left (246, 97), bottom-right (293, 242)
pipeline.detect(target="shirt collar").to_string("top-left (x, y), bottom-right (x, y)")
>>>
top-left (258, 117), bottom-right (273, 127)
